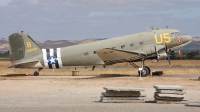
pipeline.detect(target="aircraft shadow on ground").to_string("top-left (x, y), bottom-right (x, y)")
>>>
top-left (86, 74), bottom-right (138, 79)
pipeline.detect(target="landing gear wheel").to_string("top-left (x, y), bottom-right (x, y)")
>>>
top-left (33, 68), bottom-right (43, 76)
top-left (138, 66), bottom-right (150, 77)
top-left (145, 66), bottom-right (151, 76)
top-left (34, 71), bottom-right (39, 76)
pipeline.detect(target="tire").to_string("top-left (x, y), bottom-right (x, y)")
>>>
top-left (145, 66), bottom-right (151, 75)
top-left (34, 71), bottom-right (39, 76)
top-left (138, 66), bottom-right (150, 77)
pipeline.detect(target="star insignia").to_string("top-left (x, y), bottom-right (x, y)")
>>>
top-left (48, 56), bottom-right (58, 65)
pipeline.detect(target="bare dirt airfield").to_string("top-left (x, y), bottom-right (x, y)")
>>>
top-left (0, 60), bottom-right (200, 112)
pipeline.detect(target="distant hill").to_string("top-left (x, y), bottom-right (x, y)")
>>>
top-left (0, 38), bottom-right (9, 51)
top-left (38, 40), bottom-right (77, 49)
top-left (181, 37), bottom-right (200, 52)
top-left (192, 37), bottom-right (200, 41)
top-left (0, 37), bottom-right (199, 52)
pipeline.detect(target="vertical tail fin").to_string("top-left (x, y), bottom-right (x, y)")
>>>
top-left (9, 32), bottom-right (42, 63)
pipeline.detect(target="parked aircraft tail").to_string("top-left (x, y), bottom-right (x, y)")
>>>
top-left (9, 31), bottom-right (42, 67)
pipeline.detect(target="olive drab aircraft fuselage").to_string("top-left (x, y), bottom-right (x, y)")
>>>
top-left (8, 28), bottom-right (192, 76)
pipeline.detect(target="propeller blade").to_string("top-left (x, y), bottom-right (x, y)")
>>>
top-left (167, 53), bottom-right (171, 67)
top-left (163, 38), bottom-right (168, 53)
top-left (154, 45), bottom-right (159, 59)
top-left (163, 37), bottom-right (171, 67)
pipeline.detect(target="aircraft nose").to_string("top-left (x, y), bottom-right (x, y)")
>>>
top-left (177, 34), bottom-right (192, 43)
top-left (186, 35), bottom-right (192, 42)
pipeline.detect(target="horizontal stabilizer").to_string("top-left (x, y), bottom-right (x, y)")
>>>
top-left (8, 61), bottom-right (42, 68)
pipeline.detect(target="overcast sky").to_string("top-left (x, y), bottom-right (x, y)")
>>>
top-left (0, 0), bottom-right (200, 41)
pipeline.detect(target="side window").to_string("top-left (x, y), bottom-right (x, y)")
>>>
top-left (139, 42), bottom-right (144, 45)
top-left (121, 45), bottom-right (125, 49)
top-left (130, 43), bottom-right (134, 47)
top-left (84, 52), bottom-right (89, 56)
top-left (171, 33), bottom-right (175, 37)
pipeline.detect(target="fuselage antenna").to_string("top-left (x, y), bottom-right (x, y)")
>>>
top-left (146, 27), bottom-right (150, 31)
top-left (151, 26), bottom-right (155, 30)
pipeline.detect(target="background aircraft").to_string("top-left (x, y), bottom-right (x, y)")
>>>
top-left (8, 28), bottom-right (192, 76)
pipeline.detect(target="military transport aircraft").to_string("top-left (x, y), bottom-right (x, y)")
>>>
top-left (8, 28), bottom-right (192, 76)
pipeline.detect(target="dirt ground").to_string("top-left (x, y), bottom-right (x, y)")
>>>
top-left (0, 76), bottom-right (199, 112)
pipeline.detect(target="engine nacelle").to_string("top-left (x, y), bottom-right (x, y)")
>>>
top-left (151, 53), bottom-right (167, 63)
top-left (157, 53), bottom-right (167, 59)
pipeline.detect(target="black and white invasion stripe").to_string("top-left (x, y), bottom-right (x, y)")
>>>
top-left (42, 48), bottom-right (63, 69)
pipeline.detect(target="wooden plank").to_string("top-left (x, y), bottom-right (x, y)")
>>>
top-left (154, 92), bottom-right (185, 98)
top-left (156, 90), bottom-right (186, 95)
top-left (101, 99), bottom-right (145, 103)
top-left (185, 103), bottom-right (200, 107)
top-left (154, 96), bottom-right (187, 101)
top-left (102, 92), bottom-right (146, 97)
top-left (103, 87), bottom-right (145, 92)
top-left (101, 96), bottom-right (146, 100)
top-left (154, 85), bottom-right (184, 90)
top-left (155, 100), bottom-right (188, 104)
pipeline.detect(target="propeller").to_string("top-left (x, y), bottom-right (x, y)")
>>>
top-left (154, 33), bottom-right (182, 66)
top-left (163, 38), bottom-right (171, 67)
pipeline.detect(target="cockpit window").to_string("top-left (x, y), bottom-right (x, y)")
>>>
top-left (171, 32), bottom-right (181, 37)
top-left (175, 32), bottom-right (181, 35)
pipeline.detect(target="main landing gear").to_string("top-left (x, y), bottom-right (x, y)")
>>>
top-left (34, 68), bottom-right (43, 76)
top-left (129, 61), bottom-right (151, 77)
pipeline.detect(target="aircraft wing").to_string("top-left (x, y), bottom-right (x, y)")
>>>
top-left (97, 48), bottom-right (147, 65)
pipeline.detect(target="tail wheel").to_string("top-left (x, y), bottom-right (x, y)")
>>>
top-left (34, 71), bottom-right (39, 76)
top-left (138, 66), bottom-right (150, 77)
top-left (33, 68), bottom-right (43, 76)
